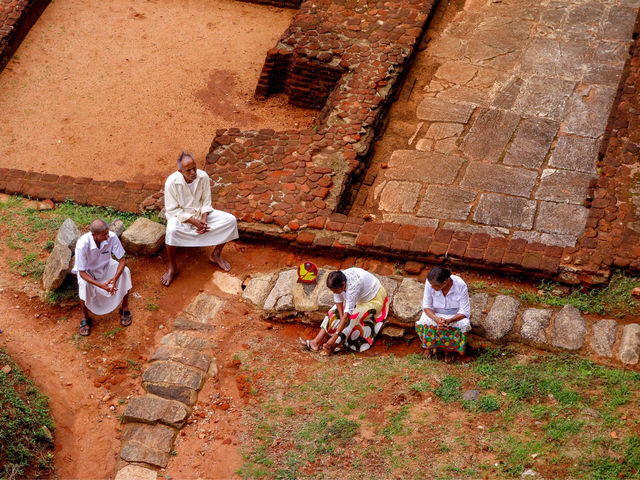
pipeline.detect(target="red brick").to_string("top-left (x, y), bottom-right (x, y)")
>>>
top-left (448, 239), bottom-right (467, 258)
top-left (314, 235), bottom-right (335, 248)
top-left (484, 246), bottom-right (504, 264)
top-left (390, 239), bottom-right (411, 252)
top-left (506, 239), bottom-right (527, 253)
top-left (404, 261), bottom-right (424, 275)
top-left (469, 233), bottom-right (490, 249)
top-left (539, 255), bottom-right (560, 274)
top-left (326, 221), bottom-right (344, 232)
top-left (374, 231), bottom-right (394, 248)
top-left (381, 222), bottom-right (401, 233)
top-left (355, 234), bottom-right (375, 248)
top-left (501, 251), bottom-right (523, 266)
top-left (361, 222), bottom-right (381, 235)
top-left (296, 231), bottom-right (316, 245)
top-left (308, 216), bottom-right (326, 229)
top-left (544, 245), bottom-right (564, 258)
top-left (521, 251), bottom-right (542, 270)
top-left (465, 248), bottom-right (485, 261)
top-left (410, 235), bottom-right (431, 254)
top-left (429, 242), bottom-right (448, 256)
top-left (453, 231), bottom-right (471, 241)
top-left (396, 224), bottom-right (418, 241)
top-left (524, 242), bottom-right (546, 253)
top-left (433, 229), bottom-right (453, 243)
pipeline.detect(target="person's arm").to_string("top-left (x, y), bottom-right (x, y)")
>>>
top-left (164, 179), bottom-right (193, 223)
top-left (443, 281), bottom-right (470, 325)
top-left (105, 236), bottom-right (127, 294)
top-left (324, 303), bottom-right (348, 351)
top-left (79, 270), bottom-right (110, 292)
top-left (422, 282), bottom-right (445, 326)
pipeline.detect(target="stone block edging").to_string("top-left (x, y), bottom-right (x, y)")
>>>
top-left (244, 268), bottom-right (640, 368)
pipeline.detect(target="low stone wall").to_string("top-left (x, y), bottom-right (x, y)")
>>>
top-left (242, 268), bottom-right (640, 368)
top-left (0, 0), bottom-right (51, 73)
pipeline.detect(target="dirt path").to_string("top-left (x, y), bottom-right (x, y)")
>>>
top-left (0, 0), bottom-right (313, 183)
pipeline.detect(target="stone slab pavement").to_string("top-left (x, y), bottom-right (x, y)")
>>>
top-left (369, 0), bottom-right (640, 249)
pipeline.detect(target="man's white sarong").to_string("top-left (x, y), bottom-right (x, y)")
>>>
top-left (77, 259), bottom-right (132, 315)
top-left (165, 210), bottom-right (238, 247)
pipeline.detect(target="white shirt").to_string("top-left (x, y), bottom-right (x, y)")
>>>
top-left (72, 231), bottom-right (125, 278)
top-left (333, 267), bottom-right (381, 314)
top-left (164, 169), bottom-right (214, 223)
top-left (422, 274), bottom-right (470, 317)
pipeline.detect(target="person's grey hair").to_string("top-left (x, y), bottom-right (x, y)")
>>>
top-left (89, 218), bottom-right (109, 234)
top-left (177, 152), bottom-right (195, 169)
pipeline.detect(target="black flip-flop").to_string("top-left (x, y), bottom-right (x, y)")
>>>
top-left (120, 310), bottom-right (132, 327)
top-left (79, 317), bottom-right (91, 336)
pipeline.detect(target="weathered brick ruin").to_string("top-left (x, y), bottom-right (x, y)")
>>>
top-left (1, 0), bottom-right (639, 286)
top-left (0, 0), bottom-right (50, 71)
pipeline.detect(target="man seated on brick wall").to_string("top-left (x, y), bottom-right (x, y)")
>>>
top-left (73, 218), bottom-right (132, 336)
top-left (161, 152), bottom-right (239, 286)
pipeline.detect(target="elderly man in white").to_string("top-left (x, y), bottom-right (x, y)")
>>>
top-left (161, 152), bottom-right (239, 286)
top-left (73, 218), bottom-right (132, 336)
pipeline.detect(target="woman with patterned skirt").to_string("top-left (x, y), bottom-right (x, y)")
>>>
top-left (299, 268), bottom-right (389, 355)
top-left (416, 267), bottom-right (471, 362)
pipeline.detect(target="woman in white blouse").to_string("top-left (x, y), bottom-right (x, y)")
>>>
top-left (416, 267), bottom-right (471, 362)
top-left (299, 268), bottom-right (389, 355)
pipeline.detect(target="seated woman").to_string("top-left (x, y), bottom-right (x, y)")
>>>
top-left (416, 267), bottom-right (471, 362)
top-left (299, 268), bottom-right (389, 355)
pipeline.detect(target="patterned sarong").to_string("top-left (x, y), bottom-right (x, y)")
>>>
top-left (415, 325), bottom-right (467, 355)
top-left (321, 286), bottom-right (388, 352)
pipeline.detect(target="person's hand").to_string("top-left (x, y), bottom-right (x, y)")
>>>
top-left (324, 335), bottom-right (338, 352)
top-left (434, 316), bottom-right (446, 328)
top-left (188, 217), bottom-right (210, 234)
top-left (105, 278), bottom-right (119, 295)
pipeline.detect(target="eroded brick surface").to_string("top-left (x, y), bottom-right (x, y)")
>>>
top-left (0, 0), bottom-right (50, 72)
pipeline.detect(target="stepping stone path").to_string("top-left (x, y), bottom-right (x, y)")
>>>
top-left (244, 268), bottom-right (640, 368)
top-left (114, 298), bottom-right (221, 479)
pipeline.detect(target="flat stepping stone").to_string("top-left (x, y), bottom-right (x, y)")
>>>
top-left (159, 332), bottom-right (210, 351)
top-left (150, 345), bottom-right (211, 373)
top-left (114, 465), bottom-right (157, 480)
top-left (120, 423), bottom-right (177, 468)
top-left (211, 271), bottom-right (242, 295)
top-left (142, 361), bottom-right (205, 406)
top-left (552, 304), bottom-right (586, 351)
top-left (124, 395), bottom-right (189, 429)
top-left (483, 295), bottom-right (520, 341)
top-left (173, 293), bottom-right (224, 331)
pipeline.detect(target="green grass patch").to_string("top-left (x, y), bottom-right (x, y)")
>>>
top-left (435, 375), bottom-right (462, 403)
top-left (0, 348), bottom-right (55, 479)
top-left (519, 273), bottom-right (640, 317)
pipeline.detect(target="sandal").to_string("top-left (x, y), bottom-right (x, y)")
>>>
top-left (298, 338), bottom-right (318, 352)
top-left (79, 317), bottom-right (91, 336)
top-left (120, 310), bottom-right (132, 327)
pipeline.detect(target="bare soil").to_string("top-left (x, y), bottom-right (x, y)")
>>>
top-left (0, 0), bottom-right (314, 183)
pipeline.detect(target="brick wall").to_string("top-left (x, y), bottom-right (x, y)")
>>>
top-left (0, 168), bottom-right (160, 212)
top-left (0, 0), bottom-right (51, 73)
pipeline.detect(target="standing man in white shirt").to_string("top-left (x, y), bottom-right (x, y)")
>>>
top-left (161, 152), bottom-right (239, 287)
top-left (73, 218), bottom-right (133, 336)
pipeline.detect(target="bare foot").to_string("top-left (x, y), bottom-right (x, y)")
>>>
top-left (161, 267), bottom-right (179, 286)
top-left (422, 348), bottom-right (435, 359)
top-left (444, 352), bottom-right (456, 364)
top-left (210, 255), bottom-right (231, 272)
